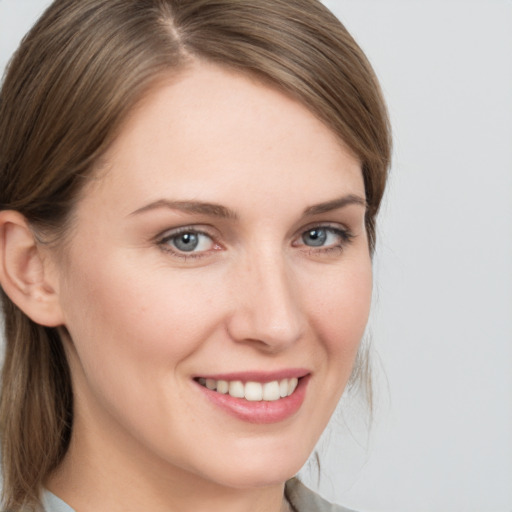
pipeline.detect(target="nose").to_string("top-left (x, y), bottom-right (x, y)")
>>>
top-left (226, 249), bottom-right (306, 351)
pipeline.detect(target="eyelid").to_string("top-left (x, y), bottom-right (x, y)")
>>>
top-left (155, 225), bottom-right (221, 259)
top-left (295, 221), bottom-right (353, 239)
top-left (292, 223), bottom-right (355, 250)
top-left (156, 225), bottom-right (215, 240)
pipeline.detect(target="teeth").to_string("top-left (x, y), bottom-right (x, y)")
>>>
top-left (288, 377), bottom-right (298, 395)
top-left (216, 380), bottom-right (229, 394)
top-left (279, 378), bottom-right (289, 398)
top-left (228, 380), bottom-right (245, 398)
top-left (262, 381), bottom-right (280, 401)
top-left (245, 382), bottom-right (263, 401)
top-left (198, 377), bottom-right (300, 401)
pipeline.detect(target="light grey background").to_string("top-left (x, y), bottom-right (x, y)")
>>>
top-left (1, 1), bottom-right (511, 511)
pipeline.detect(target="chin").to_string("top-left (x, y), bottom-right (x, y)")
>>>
top-left (196, 441), bottom-right (311, 490)
top-left (209, 465), bottom-right (300, 490)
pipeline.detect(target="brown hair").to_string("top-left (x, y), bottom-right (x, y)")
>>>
top-left (0, 0), bottom-right (391, 509)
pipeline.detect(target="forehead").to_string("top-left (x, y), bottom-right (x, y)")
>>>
top-left (82, 62), bottom-right (364, 218)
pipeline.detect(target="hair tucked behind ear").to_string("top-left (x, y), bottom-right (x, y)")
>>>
top-left (0, 0), bottom-right (391, 509)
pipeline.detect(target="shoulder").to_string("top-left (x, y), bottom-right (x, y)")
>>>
top-left (285, 478), bottom-right (358, 512)
top-left (40, 481), bottom-right (355, 512)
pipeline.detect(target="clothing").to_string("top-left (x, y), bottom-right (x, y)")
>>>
top-left (40, 491), bottom-right (74, 512)
top-left (41, 478), bottom-right (356, 512)
top-left (285, 479), bottom-right (356, 512)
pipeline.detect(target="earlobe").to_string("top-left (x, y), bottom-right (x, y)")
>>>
top-left (0, 210), bottom-right (65, 327)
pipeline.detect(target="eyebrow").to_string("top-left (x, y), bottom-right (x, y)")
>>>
top-left (302, 194), bottom-right (367, 216)
top-left (129, 199), bottom-right (238, 219)
top-left (129, 194), bottom-right (366, 219)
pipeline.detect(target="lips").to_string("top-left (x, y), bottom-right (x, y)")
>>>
top-left (194, 370), bottom-right (310, 424)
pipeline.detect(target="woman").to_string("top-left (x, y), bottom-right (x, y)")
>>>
top-left (0, 1), bottom-right (391, 511)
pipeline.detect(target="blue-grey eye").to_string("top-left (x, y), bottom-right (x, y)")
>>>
top-left (160, 229), bottom-right (215, 255)
top-left (172, 232), bottom-right (200, 252)
top-left (302, 228), bottom-right (328, 247)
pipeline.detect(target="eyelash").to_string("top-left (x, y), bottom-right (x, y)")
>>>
top-left (295, 225), bottom-right (355, 255)
top-left (156, 224), bottom-right (354, 260)
top-left (157, 227), bottom-right (218, 260)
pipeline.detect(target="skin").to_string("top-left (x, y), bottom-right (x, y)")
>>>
top-left (40, 62), bottom-right (373, 512)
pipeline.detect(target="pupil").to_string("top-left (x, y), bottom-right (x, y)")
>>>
top-left (304, 229), bottom-right (326, 247)
top-left (174, 233), bottom-right (199, 252)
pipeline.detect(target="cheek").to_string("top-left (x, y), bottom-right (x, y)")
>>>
top-left (58, 251), bottom-right (225, 384)
top-left (57, 253), bottom-right (231, 450)
top-left (306, 259), bottom-right (372, 354)
top-left (300, 255), bottom-right (373, 416)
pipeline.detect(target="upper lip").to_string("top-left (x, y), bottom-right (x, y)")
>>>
top-left (195, 368), bottom-right (310, 383)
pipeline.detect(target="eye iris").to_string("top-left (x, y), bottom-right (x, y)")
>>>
top-left (173, 233), bottom-right (199, 252)
top-left (303, 228), bottom-right (327, 247)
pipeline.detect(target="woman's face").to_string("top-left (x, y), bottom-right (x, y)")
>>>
top-left (52, 62), bottom-right (372, 490)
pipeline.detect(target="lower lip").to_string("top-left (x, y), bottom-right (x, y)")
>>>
top-left (196, 376), bottom-right (310, 424)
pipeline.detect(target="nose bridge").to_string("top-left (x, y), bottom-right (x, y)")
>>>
top-left (228, 245), bottom-right (305, 349)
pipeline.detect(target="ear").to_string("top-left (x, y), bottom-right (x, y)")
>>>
top-left (0, 210), bottom-right (65, 327)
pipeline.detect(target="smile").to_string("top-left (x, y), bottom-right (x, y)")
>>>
top-left (195, 372), bottom-right (310, 424)
top-left (197, 377), bottom-right (299, 401)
